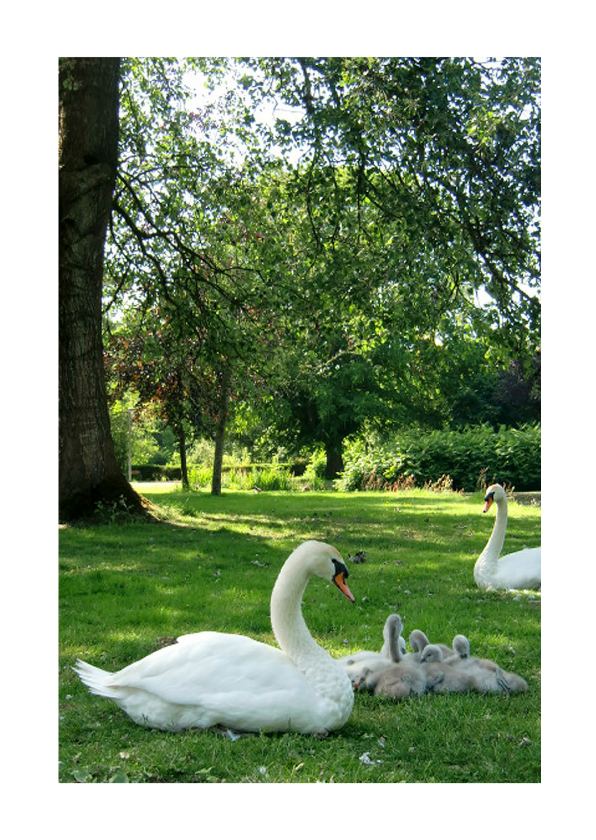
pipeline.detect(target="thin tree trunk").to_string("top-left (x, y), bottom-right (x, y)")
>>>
top-left (324, 439), bottom-right (344, 480)
top-left (179, 425), bottom-right (189, 489)
top-left (211, 365), bottom-right (231, 496)
top-left (59, 58), bottom-right (146, 521)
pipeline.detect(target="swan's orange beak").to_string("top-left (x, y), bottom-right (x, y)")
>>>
top-left (334, 571), bottom-right (355, 602)
top-left (483, 497), bottom-right (493, 513)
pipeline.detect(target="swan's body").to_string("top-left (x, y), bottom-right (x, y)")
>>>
top-left (73, 540), bottom-right (355, 734)
top-left (474, 484), bottom-right (541, 591)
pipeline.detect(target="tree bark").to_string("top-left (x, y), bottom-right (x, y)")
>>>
top-left (324, 439), bottom-right (344, 480)
top-left (178, 424), bottom-right (189, 489)
top-left (59, 58), bottom-right (146, 521)
top-left (211, 365), bottom-right (231, 496)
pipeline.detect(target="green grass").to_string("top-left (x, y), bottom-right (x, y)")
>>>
top-left (59, 488), bottom-right (541, 783)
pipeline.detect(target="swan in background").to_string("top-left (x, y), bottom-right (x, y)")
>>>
top-left (474, 484), bottom-right (541, 591)
top-left (74, 540), bottom-right (355, 734)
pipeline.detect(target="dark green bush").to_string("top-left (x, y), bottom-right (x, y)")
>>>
top-left (131, 464), bottom-right (182, 481)
top-left (339, 424), bottom-right (540, 492)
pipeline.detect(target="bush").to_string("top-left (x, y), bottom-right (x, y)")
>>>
top-left (250, 465), bottom-right (293, 491)
top-left (131, 464), bottom-right (182, 481)
top-left (338, 424), bottom-right (540, 492)
top-left (186, 463), bottom-right (294, 491)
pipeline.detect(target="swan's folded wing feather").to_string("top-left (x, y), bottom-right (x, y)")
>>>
top-left (496, 547), bottom-right (541, 589)
top-left (107, 631), bottom-right (313, 707)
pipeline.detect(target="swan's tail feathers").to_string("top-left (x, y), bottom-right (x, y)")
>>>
top-left (73, 659), bottom-right (120, 699)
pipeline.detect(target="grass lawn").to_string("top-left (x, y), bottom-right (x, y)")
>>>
top-left (59, 487), bottom-right (541, 783)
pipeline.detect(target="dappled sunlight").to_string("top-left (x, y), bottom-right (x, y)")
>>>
top-left (61, 489), bottom-right (540, 760)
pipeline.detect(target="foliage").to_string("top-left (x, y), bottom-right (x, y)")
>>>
top-left (239, 57), bottom-right (540, 348)
top-left (101, 58), bottom-right (540, 484)
top-left (188, 463), bottom-right (294, 492)
top-left (59, 488), bottom-right (540, 783)
top-left (108, 398), bottom-right (162, 471)
top-left (338, 423), bottom-right (541, 492)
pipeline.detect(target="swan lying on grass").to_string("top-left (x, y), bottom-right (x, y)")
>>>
top-left (475, 484), bottom-right (541, 592)
top-left (74, 540), bottom-right (355, 734)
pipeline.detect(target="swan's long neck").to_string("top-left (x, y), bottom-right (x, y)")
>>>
top-left (270, 557), bottom-right (327, 664)
top-left (478, 495), bottom-right (508, 570)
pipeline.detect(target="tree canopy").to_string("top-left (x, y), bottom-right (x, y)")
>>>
top-left (60, 56), bottom-right (540, 517)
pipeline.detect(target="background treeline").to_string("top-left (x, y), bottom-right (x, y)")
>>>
top-left (112, 412), bottom-right (540, 493)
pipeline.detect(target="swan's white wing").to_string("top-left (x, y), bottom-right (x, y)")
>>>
top-left (336, 649), bottom-right (381, 665)
top-left (495, 547), bottom-right (541, 589)
top-left (109, 632), bottom-right (309, 706)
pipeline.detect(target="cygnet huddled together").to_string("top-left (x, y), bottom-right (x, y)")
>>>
top-left (338, 614), bottom-right (528, 701)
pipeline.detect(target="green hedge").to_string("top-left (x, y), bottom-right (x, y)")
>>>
top-left (131, 465), bottom-right (182, 481)
top-left (338, 424), bottom-right (541, 492)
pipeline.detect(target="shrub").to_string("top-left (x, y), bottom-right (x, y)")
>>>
top-left (131, 464), bottom-right (182, 481)
top-left (338, 424), bottom-right (540, 492)
top-left (187, 463), bottom-right (294, 491)
top-left (251, 465), bottom-right (293, 491)
top-left (187, 465), bottom-right (212, 488)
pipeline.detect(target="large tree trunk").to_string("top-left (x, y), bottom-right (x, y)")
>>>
top-left (59, 58), bottom-right (146, 521)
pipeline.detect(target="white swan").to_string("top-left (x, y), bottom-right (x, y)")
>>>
top-left (474, 484), bottom-right (541, 591)
top-left (73, 540), bottom-right (356, 734)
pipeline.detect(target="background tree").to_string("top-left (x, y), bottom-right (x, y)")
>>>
top-left (238, 56), bottom-right (540, 346)
top-left (222, 57), bottom-right (541, 475)
top-left (105, 306), bottom-right (229, 490)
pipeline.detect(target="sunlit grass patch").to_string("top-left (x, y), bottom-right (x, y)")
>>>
top-left (59, 487), bottom-right (540, 783)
